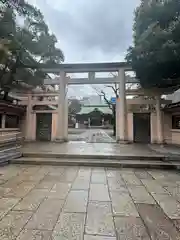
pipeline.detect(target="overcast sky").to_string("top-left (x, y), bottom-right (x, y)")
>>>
top-left (28, 0), bottom-right (140, 97)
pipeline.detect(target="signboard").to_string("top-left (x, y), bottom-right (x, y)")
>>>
top-left (111, 97), bottom-right (116, 104)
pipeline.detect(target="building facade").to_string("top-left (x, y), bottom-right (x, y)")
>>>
top-left (76, 105), bottom-right (113, 127)
top-left (1, 92), bottom-right (177, 145)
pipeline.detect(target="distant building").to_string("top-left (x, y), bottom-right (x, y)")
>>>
top-left (0, 94), bottom-right (25, 131)
top-left (76, 95), bottom-right (113, 127)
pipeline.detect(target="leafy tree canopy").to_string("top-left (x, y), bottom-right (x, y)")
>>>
top-left (126, 0), bottom-right (180, 90)
top-left (69, 99), bottom-right (81, 115)
top-left (0, 0), bottom-right (64, 98)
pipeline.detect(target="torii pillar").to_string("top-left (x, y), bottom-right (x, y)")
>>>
top-left (117, 68), bottom-right (128, 142)
top-left (25, 92), bottom-right (33, 141)
top-left (56, 71), bottom-right (68, 142)
top-left (155, 95), bottom-right (164, 144)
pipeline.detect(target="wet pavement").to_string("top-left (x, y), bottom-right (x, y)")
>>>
top-left (22, 141), bottom-right (162, 157)
top-left (150, 144), bottom-right (180, 156)
top-left (68, 129), bottom-right (115, 143)
top-left (0, 165), bottom-right (180, 239)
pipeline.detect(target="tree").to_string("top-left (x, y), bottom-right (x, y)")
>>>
top-left (92, 84), bottom-right (119, 137)
top-left (69, 99), bottom-right (81, 115)
top-left (1, 0), bottom-right (26, 14)
top-left (101, 85), bottom-right (118, 137)
top-left (92, 80), bottom-right (138, 137)
top-left (126, 0), bottom-right (180, 90)
top-left (0, 1), bottom-right (64, 99)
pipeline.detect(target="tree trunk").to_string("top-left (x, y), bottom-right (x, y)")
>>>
top-left (113, 121), bottom-right (116, 136)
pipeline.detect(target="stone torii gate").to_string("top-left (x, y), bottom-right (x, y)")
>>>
top-left (23, 62), bottom-right (168, 143)
top-left (43, 62), bottom-right (138, 142)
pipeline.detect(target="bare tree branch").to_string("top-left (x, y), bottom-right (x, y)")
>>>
top-left (91, 85), bottom-right (102, 95)
top-left (106, 85), bottom-right (119, 98)
top-left (90, 82), bottom-right (117, 136)
top-left (91, 83), bottom-right (120, 110)
top-left (100, 90), bottom-right (113, 110)
top-left (109, 72), bottom-right (118, 78)
top-left (114, 83), bottom-right (118, 91)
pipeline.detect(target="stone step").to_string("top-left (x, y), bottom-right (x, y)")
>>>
top-left (10, 157), bottom-right (178, 169)
top-left (22, 152), bottom-right (165, 161)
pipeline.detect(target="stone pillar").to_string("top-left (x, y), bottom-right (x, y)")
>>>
top-left (118, 68), bottom-right (127, 142)
top-left (116, 96), bottom-right (120, 141)
top-left (56, 71), bottom-right (67, 142)
top-left (88, 72), bottom-right (95, 81)
top-left (155, 95), bottom-right (164, 144)
top-left (26, 92), bottom-right (33, 141)
top-left (63, 97), bottom-right (68, 141)
top-left (88, 118), bottom-right (91, 128)
top-left (1, 114), bottom-right (6, 129)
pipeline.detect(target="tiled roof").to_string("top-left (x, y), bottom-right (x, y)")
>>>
top-left (77, 105), bottom-right (112, 115)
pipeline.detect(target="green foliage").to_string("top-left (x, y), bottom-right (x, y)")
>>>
top-left (0, 0), bottom-right (64, 97)
top-left (126, 0), bottom-right (180, 89)
top-left (69, 99), bottom-right (81, 115)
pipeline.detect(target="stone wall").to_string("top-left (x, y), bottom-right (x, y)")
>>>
top-left (0, 132), bottom-right (23, 165)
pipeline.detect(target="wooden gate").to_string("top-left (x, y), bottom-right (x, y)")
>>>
top-left (133, 113), bottom-right (151, 143)
top-left (36, 113), bottom-right (52, 141)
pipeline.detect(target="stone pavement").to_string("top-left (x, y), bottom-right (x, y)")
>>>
top-left (0, 165), bottom-right (180, 239)
top-left (150, 144), bottom-right (180, 157)
top-left (68, 129), bottom-right (115, 143)
top-left (22, 141), bottom-right (162, 157)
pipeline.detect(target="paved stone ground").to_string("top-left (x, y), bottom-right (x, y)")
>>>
top-left (0, 165), bottom-right (180, 239)
top-left (23, 142), bottom-right (161, 157)
top-left (150, 144), bottom-right (180, 156)
top-left (68, 129), bottom-right (115, 143)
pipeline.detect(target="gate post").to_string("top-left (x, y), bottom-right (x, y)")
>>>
top-left (1, 114), bottom-right (6, 129)
top-left (116, 96), bottom-right (120, 141)
top-left (63, 97), bottom-right (68, 141)
top-left (25, 92), bottom-right (33, 141)
top-left (155, 95), bottom-right (164, 144)
top-left (118, 68), bottom-right (127, 142)
top-left (56, 71), bottom-right (67, 142)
